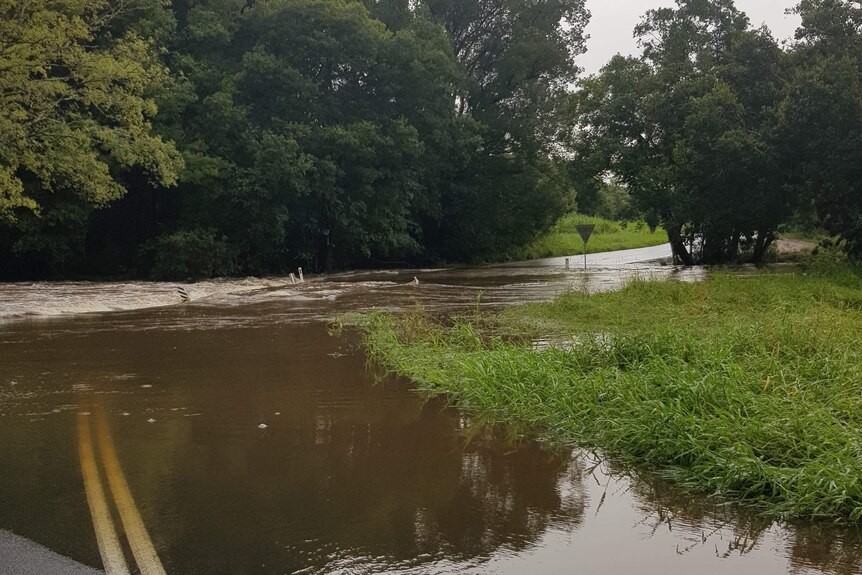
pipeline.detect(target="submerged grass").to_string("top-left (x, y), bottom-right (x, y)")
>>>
top-left (347, 261), bottom-right (862, 522)
top-left (513, 213), bottom-right (669, 260)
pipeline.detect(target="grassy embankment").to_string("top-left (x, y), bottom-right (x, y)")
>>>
top-left (513, 214), bottom-right (669, 260)
top-left (348, 260), bottom-right (862, 522)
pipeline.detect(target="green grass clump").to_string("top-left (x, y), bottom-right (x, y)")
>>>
top-left (349, 263), bottom-right (862, 522)
top-left (513, 213), bottom-right (669, 260)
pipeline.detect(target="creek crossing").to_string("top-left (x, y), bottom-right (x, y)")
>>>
top-left (2, 245), bottom-right (859, 574)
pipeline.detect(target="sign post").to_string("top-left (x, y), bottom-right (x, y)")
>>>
top-left (575, 224), bottom-right (595, 271)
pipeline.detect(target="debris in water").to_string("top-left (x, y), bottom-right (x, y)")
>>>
top-left (275, 412), bottom-right (281, 416)
top-left (141, 384), bottom-right (152, 388)
top-left (258, 423), bottom-right (268, 429)
top-left (147, 418), bottom-right (156, 423)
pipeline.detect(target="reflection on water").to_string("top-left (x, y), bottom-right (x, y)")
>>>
top-left (0, 322), bottom-right (583, 574)
top-left (1, 254), bottom-right (860, 574)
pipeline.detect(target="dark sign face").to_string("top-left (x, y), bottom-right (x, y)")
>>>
top-left (576, 224), bottom-right (596, 244)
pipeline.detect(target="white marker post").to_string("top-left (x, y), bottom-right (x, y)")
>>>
top-left (576, 224), bottom-right (596, 271)
top-left (298, 267), bottom-right (304, 283)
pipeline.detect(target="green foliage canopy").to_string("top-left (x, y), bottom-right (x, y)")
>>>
top-left (0, 0), bottom-right (182, 222)
top-left (141, 0), bottom-right (587, 276)
top-left (780, 0), bottom-right (862, 257)
top-left (571, 0), bottom-right (791, 264)
top-left (3, 0), bottom-right (861, 277)
top-left (570, 0), bottom-right (862, 265)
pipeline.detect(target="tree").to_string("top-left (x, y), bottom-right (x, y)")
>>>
top-left (570, 0), bottom-right (792, 265)
top-left (412, 0), bottom-right (587, 261)
top-left (0, 0), bottom-right (590, 278)
top-left (425, 0), bottom-right (589, 152)
top-left (0, 0), bottom-right (182, 274)
top-left (154, 0), bottom-right (467, 273)
top-left (780, 0), bottom-right (862, 257)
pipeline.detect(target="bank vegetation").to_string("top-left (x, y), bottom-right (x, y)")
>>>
top-left (348, 258), bottom-right (862, 522)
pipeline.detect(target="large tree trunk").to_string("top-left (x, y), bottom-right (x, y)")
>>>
top-left (667, 226), bottom-right (695, 266)
top-left (729, 231), bottom-right (741, 263)
top-left (753, 230), bottom-right (775, 266)
top-left (701, 235), bottom-right (719, 265)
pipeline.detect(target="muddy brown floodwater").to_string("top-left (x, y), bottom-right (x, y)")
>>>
top-left (2, 249), bottom-right (861, 574)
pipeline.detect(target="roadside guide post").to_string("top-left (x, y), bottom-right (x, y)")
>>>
top-left (576, 224), bottom-right (595, 271)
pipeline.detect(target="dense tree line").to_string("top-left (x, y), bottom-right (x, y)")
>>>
top-left (1, 0), bottom-right (860, 278)
top-left (572, 0), bottom-right (862, 265)
top-left (0, 0), bottom-right (586, 278)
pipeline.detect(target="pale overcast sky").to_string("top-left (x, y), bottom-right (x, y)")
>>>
top-left (579, 0), bottom-right (802, 74)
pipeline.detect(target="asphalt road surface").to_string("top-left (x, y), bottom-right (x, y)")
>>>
top-left (0, 530), bottom-right (101, 575)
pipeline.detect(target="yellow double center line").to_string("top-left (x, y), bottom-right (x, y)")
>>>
top-left (77, 408), bottom-right (168, 575)
top-left (77, 413), bottom-right (130, 575)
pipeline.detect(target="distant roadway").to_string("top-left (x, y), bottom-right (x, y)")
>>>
top-left (503, 243), bottom-right (673, 268)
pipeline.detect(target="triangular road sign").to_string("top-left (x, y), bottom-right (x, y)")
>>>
top-left (576, 224), bottom-right (596, 244)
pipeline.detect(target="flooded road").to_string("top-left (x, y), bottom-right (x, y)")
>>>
top-left (2, 247), bottom-right (861, 574)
